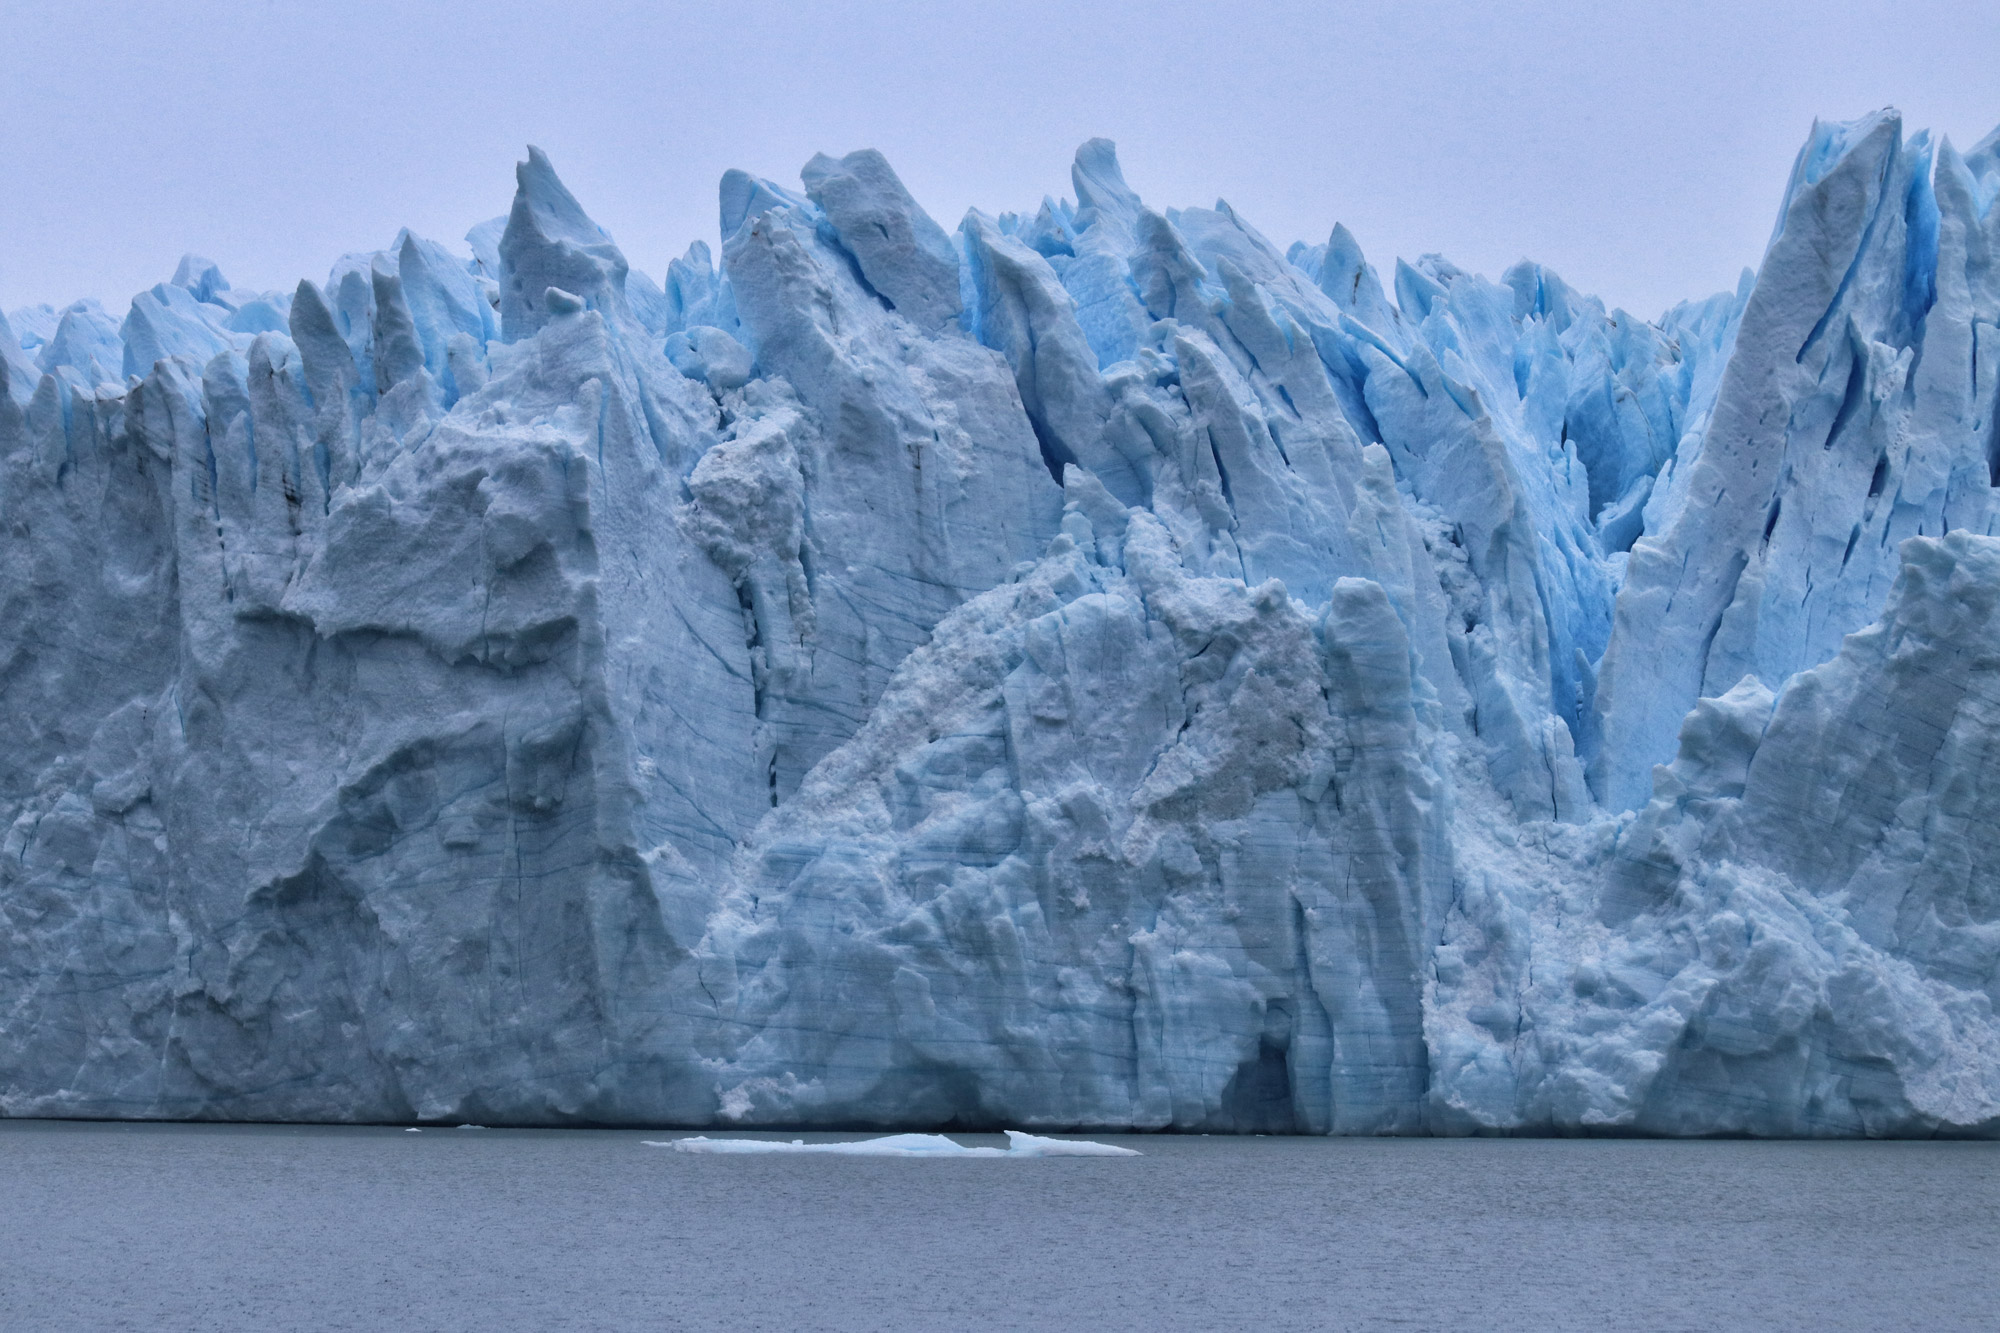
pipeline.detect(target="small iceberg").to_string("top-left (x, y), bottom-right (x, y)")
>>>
top-left (647, 1130), bottom-right (1139, 1157)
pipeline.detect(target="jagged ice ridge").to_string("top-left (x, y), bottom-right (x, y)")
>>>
top-left (5, 110), bottom-right (2000, 1135)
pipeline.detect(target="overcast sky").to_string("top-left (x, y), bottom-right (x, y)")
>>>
top-left (3, 0), bottom-right (1995, 322)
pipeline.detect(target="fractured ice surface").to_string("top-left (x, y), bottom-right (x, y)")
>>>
top-left (5, 111), bottom-right (2000, 1135)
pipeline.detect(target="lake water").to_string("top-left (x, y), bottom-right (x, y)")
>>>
top-left (2, 1121), bottom-right (1995, 1331)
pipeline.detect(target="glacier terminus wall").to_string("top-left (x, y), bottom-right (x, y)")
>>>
top-left (6, 110), bottom-right (2000, 1135)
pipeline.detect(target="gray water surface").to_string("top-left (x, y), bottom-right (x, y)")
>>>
top-left (2, 1122), bottom-right (1995, 1331)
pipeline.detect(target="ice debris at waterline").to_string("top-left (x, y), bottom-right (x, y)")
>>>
top-left (654, 1132), bottom-right (1140, 1157)
top-left (4, 109), bottom-right (2000, 1137)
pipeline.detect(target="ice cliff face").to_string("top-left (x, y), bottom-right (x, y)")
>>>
top-left (6, 112), bottom-right (2000, 1134)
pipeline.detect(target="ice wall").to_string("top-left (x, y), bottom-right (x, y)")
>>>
top-left (4, 113), bottom-right (1999, 1135)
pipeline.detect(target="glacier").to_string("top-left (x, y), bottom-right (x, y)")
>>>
top-left (655, 1131), bottom-right (1139, 1156)
top-left (4, 110), bottom-right (2000, 1136)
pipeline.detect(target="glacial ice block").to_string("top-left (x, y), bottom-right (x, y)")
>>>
top-left (653, 1132), bottom-right (1139, 1157)
top-left (5, 111), bottom-right (2000, 1137)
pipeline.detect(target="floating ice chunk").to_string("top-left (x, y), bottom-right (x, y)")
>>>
top-left (657, 1133), bottom-right (1004, 1156)
top-left (650, 1132), bottom-right (1138, 1157)
top-left (1002, 1130), bottom-right (1141, 1156)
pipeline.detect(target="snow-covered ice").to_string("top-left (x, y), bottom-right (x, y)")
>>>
top-left (4, 110), bottom-right (2000, 1136)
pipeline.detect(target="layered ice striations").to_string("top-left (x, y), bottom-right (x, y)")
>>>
top-left (5, 111), bottom-right (2000, 1135)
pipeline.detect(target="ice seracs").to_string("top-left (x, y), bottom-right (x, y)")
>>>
top-left (4, 110), bottom-right (1999, 1136)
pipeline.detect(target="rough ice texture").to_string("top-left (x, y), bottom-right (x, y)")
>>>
top-left (5, 111), bottom-right (2000, 1136)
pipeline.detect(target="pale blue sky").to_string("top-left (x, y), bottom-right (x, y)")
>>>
top-left (3, 0), bottom-right (1995, 320)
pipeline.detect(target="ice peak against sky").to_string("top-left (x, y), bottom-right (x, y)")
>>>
top-left (2, 0), bottom-right (1996, 318)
